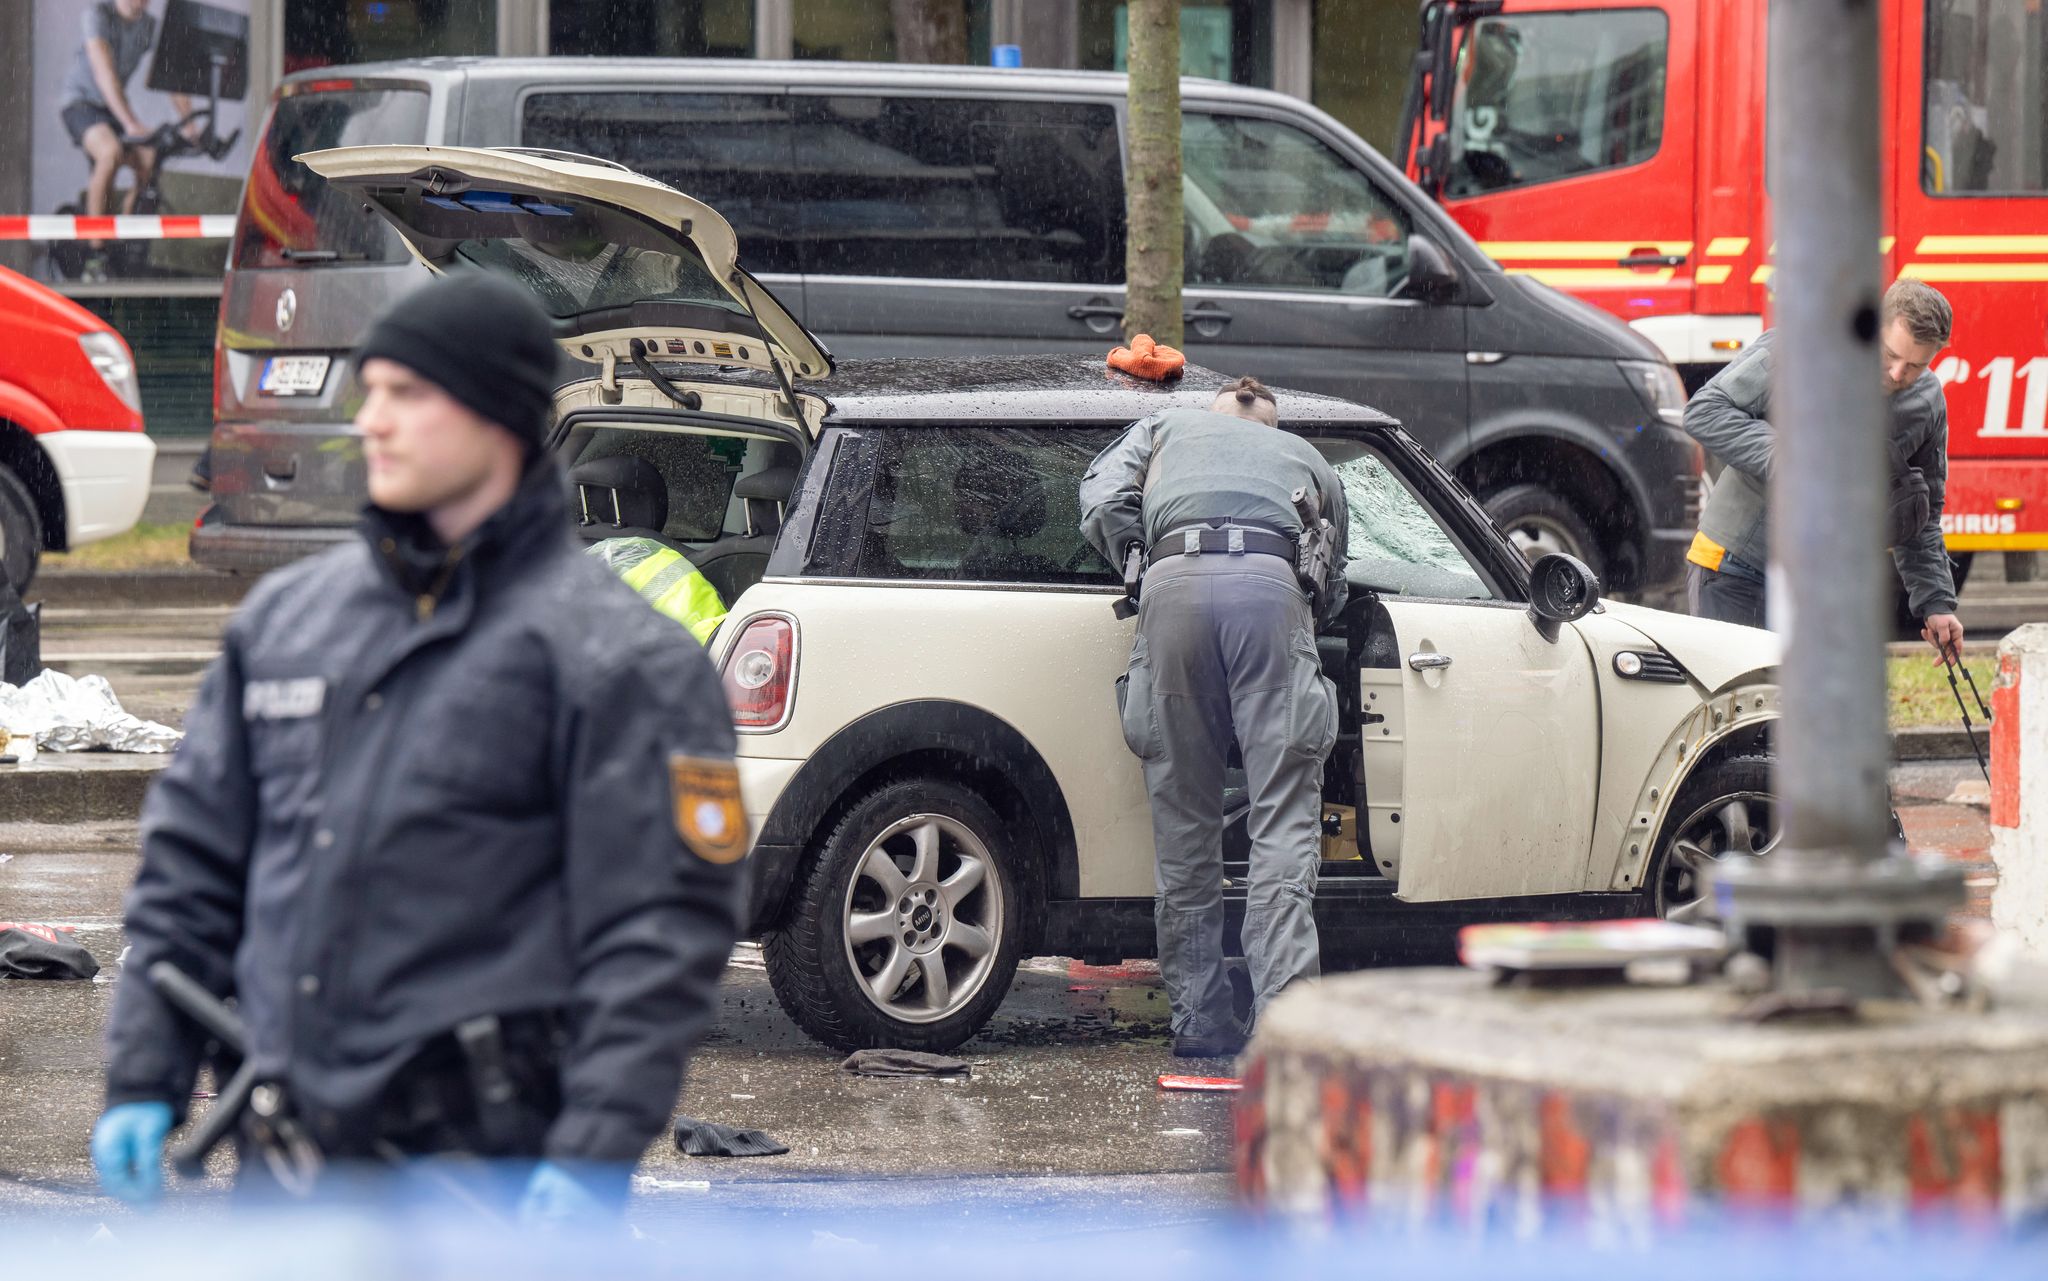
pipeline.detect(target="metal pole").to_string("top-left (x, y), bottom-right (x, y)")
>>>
top-left (1772, 0), bottom-right (1889, 862)
top-left (1714, 0), bottom-right (1964, 999)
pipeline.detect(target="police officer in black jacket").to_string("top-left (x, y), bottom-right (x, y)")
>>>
top-left (91, 274), bottom-right (746, 1222)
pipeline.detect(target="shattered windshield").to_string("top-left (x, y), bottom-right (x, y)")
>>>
top-left (1323, 450), bottom-right (1492, 601)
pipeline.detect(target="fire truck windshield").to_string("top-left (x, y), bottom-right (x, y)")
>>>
top-left (1442, 9), bottom-right (1669, 198)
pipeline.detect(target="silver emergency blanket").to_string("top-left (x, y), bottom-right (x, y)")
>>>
top-left (0, 669), bottom-right (182, 754)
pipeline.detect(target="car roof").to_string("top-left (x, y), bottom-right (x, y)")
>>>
top-left (650, 354), bottom-right (1399, 428)
top-left (279, 57), bottom-right (1309, 112)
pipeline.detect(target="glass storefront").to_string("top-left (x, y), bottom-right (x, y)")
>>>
top-left (285, 0), bottom-right (496, 73)
top-left (550, 0), bottom-right (754, 58)
top-left (793, 0), bottom-right (993, 63)
top-left (1312, 0), bottom-right (1414, 155)
top-left (1076, 0), bottom-right (1272, 88)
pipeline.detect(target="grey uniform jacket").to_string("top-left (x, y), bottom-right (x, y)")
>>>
top-left (104, 462), bottom-right (743, 1165)
top-left (1683, 329), bottom-right (1958, 618)
top-left (1078, 407), bottom-right (1350, 627)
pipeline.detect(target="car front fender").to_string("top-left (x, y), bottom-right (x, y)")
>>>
top-left (1597, 599), bottom-right (1782, 696)
top-left (1596, 683), bottom-right (1782, 896)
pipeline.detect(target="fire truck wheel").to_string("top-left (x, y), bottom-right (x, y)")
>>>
top-left (1484, 483), bottom-right (1605, 584)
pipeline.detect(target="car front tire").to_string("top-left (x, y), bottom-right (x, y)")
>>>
top-left (1647, 753), bottom-right (1907, 921)
top-left (764, 777), bottom-right (1028, 1052)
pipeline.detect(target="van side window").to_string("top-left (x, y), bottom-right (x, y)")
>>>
top-left (854, 428), bottom-right (1120, 584)
top-left (521, 92), bottom-right (801, 274)
top-left (792, 98), bottom-right (1127, 284)
top-left (1183, 113), bottom-right (1414, 297)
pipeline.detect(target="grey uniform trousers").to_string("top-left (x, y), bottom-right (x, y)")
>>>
top-left (1119, 552), bottom-right (1338, 1038)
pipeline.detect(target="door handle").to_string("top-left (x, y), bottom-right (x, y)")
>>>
top-left (263, 457), bottom-right (298, 482)
top-left (1618, 253), bottom-right (1686, 268)
top-left (1066, 304), bottom-right (1235, 325)
top-left (1407, 652), bottom-right (1453, 672)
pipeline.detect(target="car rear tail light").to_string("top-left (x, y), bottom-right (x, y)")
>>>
top-left (720, 615), bottom-right (797, 732)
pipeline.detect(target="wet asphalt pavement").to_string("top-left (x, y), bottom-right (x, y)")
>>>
top-left (0, 588), bottom-right (2015, 1232)
top-left (0, 819), bottom-right (1235, 1229)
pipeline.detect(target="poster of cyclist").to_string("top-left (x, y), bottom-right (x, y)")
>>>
top-left (28, 0), bottom-right (252, 282)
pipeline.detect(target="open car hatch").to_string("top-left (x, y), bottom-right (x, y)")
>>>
top-left (297, 145), bottom-right (833, 389)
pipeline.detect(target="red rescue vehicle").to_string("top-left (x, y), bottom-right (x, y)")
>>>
top-left (0, 265), bottom-right (155, 595)
top-left (1399, 0), bottom-right (2048, 565)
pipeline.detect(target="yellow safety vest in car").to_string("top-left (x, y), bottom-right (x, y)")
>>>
top-left (587, 537), bottom-right (728, 644)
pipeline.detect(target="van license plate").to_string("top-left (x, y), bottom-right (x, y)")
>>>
top-left (260, 356), bottom-right (330, 396)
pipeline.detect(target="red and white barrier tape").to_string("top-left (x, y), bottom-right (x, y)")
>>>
top-left (0, 214), bottom-right (236, 241)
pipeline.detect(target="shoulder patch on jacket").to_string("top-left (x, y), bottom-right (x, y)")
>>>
top-left (670, 755), bottom-right (749, 864)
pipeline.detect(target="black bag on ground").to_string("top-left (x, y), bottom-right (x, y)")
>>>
top-left (0, 924), bottom-right (99, 980)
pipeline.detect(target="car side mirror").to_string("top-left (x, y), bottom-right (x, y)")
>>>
top-left (1527, 553), bottom-right (1601, 642)
top-left (1400, 234), bottom-right (1460, 303)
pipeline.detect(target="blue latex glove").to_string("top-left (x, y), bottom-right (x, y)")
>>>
top-left (91, 1101), bottom-right (175, 1205)
top-left (517, 1161), bottom-right (628, 1227)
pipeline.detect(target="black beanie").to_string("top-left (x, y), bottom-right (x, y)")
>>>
top-left (355, 272), bottom-right (559, 449)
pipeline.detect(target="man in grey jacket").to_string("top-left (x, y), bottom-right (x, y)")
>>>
top-left (1079, 376), bottom-right (1348, 1058)
top-left (1683, 279), bottom-right (1965, 658)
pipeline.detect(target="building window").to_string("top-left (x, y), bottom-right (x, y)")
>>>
top-left (793, 0), bottom-right (994, 63)
top-left (1312, 0), bottom-right (1415, 154)
top-left (1924, 0), bottom-right (2047, 196)
top-left (285, 0), bottom-right (495, 73)
top-left (1076, 0), bottom-right (1272, 88)
top-left (549, 0), bottom-right (754, 57)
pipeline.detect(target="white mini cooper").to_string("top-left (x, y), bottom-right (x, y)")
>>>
top-left (306, 147), bottom-right (1783, 1052)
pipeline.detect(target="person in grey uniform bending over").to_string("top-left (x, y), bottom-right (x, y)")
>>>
top-left (1079, 376), bottom-right (1349, 1058)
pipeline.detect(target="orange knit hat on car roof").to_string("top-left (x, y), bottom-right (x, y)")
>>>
top-left (1107, 333), bottom-right (1185, 382)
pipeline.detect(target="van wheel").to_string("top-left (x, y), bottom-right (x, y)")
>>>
top-left (0, 469), bottom-right (43, 594)
top-left (764, 778), bottom-right (1026, 1052)
top-left (1484, 483), bottom-right (1605, 583)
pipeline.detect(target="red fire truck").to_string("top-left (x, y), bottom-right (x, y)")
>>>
top-left (1399, 0), bottom-right (2048, 566)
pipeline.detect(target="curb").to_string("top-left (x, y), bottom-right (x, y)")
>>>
top-left (30, 571), bottom-right (249, 610)
top-left (1891, 724), bottom-right (1993, 761)
top-left (0, 759), bottom-right (165, 825)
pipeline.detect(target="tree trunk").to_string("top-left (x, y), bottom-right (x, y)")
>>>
top-left (1123, 0), bottom-right (1183, 347)
top-left (889, 0), bottom-right (971, 64)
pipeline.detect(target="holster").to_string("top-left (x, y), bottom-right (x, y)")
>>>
top-left (378, 1011), bottom-right (565, 1158)
top-left (1112, 543), bottom-right (1145, 620)
top-left (1291, 486), bottom-right (1337, 615)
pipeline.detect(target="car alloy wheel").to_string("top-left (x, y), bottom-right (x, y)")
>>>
top-left (841, 813), bottom-right (1004, 1025)
top-left (1659, 790), bottom-right (1779, 922)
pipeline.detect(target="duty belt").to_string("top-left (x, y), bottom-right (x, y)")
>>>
top-left (1148, 523), bottom-right (1297, 568)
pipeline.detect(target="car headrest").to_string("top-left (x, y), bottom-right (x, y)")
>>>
top-left (955, 447), bottom-right (1047, 542)
top-left (570, 454), bottom-right (668, 534)
top-left (734, 464), bottom-right (798, 504)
